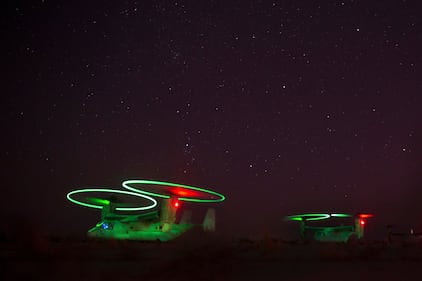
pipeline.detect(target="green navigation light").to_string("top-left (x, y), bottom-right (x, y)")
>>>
top-left (330, 213), bottom-right (352, 218)
top-left (86, 197), bottom-right (110, 205)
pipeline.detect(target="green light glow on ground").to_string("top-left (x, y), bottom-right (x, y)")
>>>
top-left (88, 221), bottom-right (194, 241)
top-left (67, 189), bottom-right (157, 211)
top-left (286, 213), bottom-right (352, 221)
top-left (122, 179), bottom-right (225, 203)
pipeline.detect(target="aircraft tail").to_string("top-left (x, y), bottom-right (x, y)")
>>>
top-left (202, 208), bottom-right (216, 232)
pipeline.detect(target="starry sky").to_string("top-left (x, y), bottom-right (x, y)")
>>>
top-left (3, 0), bottom-right (422, 238)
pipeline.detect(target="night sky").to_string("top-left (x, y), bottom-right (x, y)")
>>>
top-left (3, 1), bottom-right (422, 238)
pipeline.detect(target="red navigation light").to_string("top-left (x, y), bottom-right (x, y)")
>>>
top-left (175, 189), bottom-right (189, 196)
top-left (174, 201), bottom-right (179, 208)
top-left (169, 187), bottom-right (200, 197)
top-left (360, 220), bottom-right (365, 225)
top-left (358, 213), bottom-right (373, 219)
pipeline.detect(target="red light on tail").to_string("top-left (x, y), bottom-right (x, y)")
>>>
top-left (360, 220), bottom-right (365, 225)
top-left (174, 201), bottom-right (179, 208)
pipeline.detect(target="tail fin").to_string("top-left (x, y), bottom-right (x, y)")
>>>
top-left (203, 208), bottom-right (216, 232)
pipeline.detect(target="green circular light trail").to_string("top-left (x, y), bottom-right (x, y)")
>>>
top-left (122, 179), bottom-right (225, 203)
top-left (286, 213), bottom-right (352, 221)
top-left (330, 213), bottom-right (352, 218)
top-left (67, 189), bottom-right (157, 211)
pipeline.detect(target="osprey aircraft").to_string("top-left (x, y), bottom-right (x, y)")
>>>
top-left (67, 179), bottom-right (225, 242)
top-left (286, 213), bottom-right (374, 242)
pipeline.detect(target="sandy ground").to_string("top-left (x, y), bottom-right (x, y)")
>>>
top-left (2, 234), bottom-right (422, 280)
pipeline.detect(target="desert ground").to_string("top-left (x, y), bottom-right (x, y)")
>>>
top-left (2, 230), bottom-right (422, 281)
